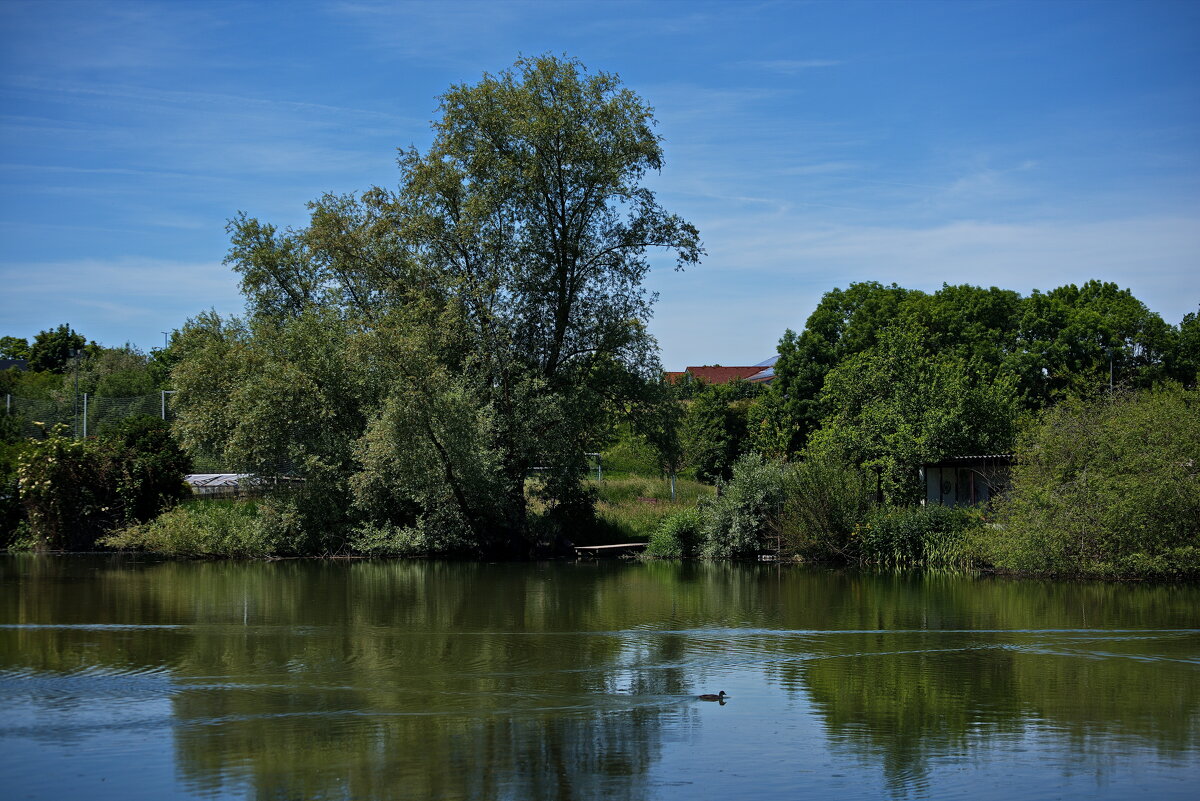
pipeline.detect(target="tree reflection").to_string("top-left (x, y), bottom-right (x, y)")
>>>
top-left (1, 556), bottom-right (1198, 799)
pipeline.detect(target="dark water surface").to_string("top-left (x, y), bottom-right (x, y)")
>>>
top-left (1, 556), bottom-right (1197, 800)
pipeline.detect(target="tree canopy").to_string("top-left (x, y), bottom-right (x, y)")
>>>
top-left (27, 324), bottom-right (90, 373)
top-left (759, 280), bottom-right (1195, 466)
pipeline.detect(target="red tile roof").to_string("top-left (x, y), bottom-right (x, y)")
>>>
top-left (667, 366), bottom-right (766, 385)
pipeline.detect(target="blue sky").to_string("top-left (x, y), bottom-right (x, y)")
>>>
top-left (1, 0), bottom-right (1197, 368)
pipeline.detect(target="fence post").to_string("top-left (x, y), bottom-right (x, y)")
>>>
top-left (161, 390), bottom-right (166, 420)
top-left (82, 393), bottom-right (88, 438)
top-left (5, 394), bottom-right (8, 415)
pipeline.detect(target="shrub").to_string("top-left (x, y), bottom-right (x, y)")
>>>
top-left (17, 419), bottom-right (191, 550)
top-left (98, 415), bottom-right (191, 523)
top-left (854, 505), bottom-right (981, 567)
top-left (103, 500), bottom-right (279, 557)
top-left (645, 507), bottom-right (704, 558)
top-left (1, 440), bottom-right (26, 546)
top-left (985, 387), bottom-right (1200, 578)
top-left (699, 454), bottom-right (789, 559)
top-left (776, 450), bottom-right (875, 562)
top-left (17, 427), bottom-right (110, 549)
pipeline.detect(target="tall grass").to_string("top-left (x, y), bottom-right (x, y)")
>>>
top-left (102, 499), bottom-right (282, 558)
top-left (585, 476), bottom-right (713, 544)
top-left (853, 505), bottom-right (982, 568)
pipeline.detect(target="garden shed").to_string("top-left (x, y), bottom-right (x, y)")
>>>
top-left (920, 455), bottom-right (1013, 507)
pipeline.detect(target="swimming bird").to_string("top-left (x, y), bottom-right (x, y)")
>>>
top-left (697, 691), bottom-right (727, 702)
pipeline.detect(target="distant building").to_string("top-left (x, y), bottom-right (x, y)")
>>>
top-left (920, 454), bottom-right (1013, 507)
top-left (0, 358), bottom-right (28, 371)
top-left (666, 356), bottom-right (777, 386)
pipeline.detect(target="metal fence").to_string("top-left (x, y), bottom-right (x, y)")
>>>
top-left (3, 391), bottom-right (177, 439)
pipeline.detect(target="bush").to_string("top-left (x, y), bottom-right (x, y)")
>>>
top-left (645, 507), bottom-right (704, 558)
top-left (17, 427), bottom-right (110, 549)
top-left (103, 500), bottom-right (280, 557)
top-left (699, 454), bottom-right (789, 559)
top-left (1, 440), bottom-right (26, 546)
top-left (777, 450), bottom-right (875, 561)
top-left (984, 387), bottom-right (1200, 578)
top-left (98, 415), bottom-right (191, 523)
top-left (599, 427), bottom-right (662, 477)
top-left (17, 419), bottom-right (191, 550)
top-left (854, 505), bottom-right (981, 567)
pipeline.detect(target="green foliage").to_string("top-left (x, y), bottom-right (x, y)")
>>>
top-left (765, 282), bottom-right (914, 454)
top-left (986, 387), bottom-right (1200, 578)
top-left (17, 420), bottom-right (190, 550)
top-left (351, 372), bottom-right (505, 555)
top-left (645, 507), bottom-right (703, 558)
top-left (174, 55), bottom-right (699, 558)
top-left (776, 450), bottom-right (876, 562)
top-left (0, 439), bottom-right (26, 545)
top-left (99, 415), bottom-right (192, 522)
top-left (71, 344), bottom-right (164, 398)
top-left (1013, 281), bottom-right (1179, 405)
top-left (102, 500), bottom-right (279, 558)
top-left (588, 475), bottom-right (712, 544)
top-left (0, 366), bottom-right (60, 401)
top-left (698, 454), bottom-right (789, 559)
top-left (16, 426), bottom-right (110, 549)
top-left (0, 336), bottom-right (30, 361)
top-left (854, 505), bottom-right (981, 567)
top-left (27, 324), bottom-right (90, 373)
top-left (172, 309), bottom-right (369, 551)
top-left (682, 381), bottom-right (760, 483)
top-left (764, 280), bottom-right (1189, 467)
top-left (598, 425), bottom-right (662, 477)
top-left (807, 324), bottom-right (1018, 504)
top-left (347, 519), bottom-right (475, 557)
top-left (1173, 305), bottom-right (1200, 386)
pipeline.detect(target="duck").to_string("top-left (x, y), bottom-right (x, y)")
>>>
top-left (697, 691), bottom-right (728, 702)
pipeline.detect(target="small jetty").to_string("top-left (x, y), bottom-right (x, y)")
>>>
top-left (574, 542), bottom-right (646, 559)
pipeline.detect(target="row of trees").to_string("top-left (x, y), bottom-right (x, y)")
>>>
top-left (679, 280), bottom-right (1198, 503)
top-left (4, 54), bottom-right (1196, 573)
top-left (0, 323), bottom-right (177, 402)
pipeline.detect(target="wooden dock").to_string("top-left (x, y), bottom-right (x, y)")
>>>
top-left (574, 542), bottom-right (647, 558)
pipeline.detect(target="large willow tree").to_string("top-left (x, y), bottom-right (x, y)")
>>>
top-left (173, 55), bottom-right (701, 556)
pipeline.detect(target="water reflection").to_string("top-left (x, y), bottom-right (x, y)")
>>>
top-left (1, 556), bottom-right (1198, 800)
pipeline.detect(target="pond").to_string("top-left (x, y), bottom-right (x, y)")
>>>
top-left (0, 555), bottom-right (1197, 800)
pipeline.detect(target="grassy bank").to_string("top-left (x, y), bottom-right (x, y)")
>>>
top-left (585, 476), bottom-right (713, 545)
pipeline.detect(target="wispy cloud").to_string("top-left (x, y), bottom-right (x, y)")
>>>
top-left (739, 59), bottom-right (844, 74)
top-left (2, 77), bottom-right (415, 125)
top-left (649, 213), bottom-right (1200, 367)
top-left (0, 257), bottom-right (243, 348)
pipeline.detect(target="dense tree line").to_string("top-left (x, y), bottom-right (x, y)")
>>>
top-left (670, 281), bottom-right (1198, 505)
top-left (3, 55), bottom-right (1196, 577)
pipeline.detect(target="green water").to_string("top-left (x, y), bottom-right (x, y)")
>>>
top-left (0, 555), bottom-right (1197, 800)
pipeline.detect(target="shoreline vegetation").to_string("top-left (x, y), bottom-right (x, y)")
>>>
top-left (3, 55), bottom-right (1198, 579)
